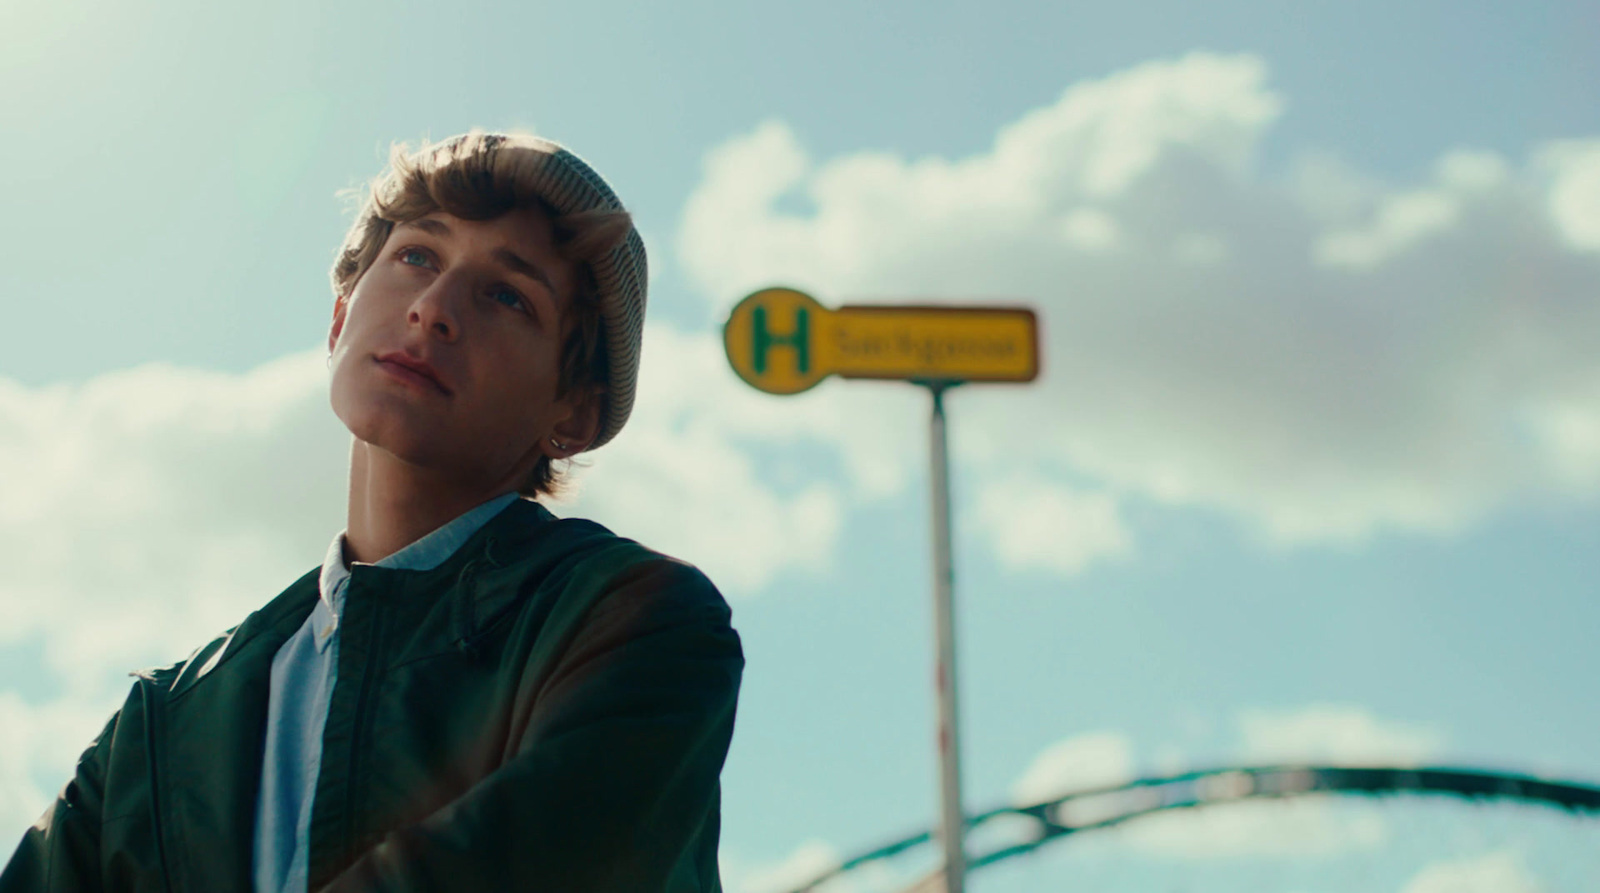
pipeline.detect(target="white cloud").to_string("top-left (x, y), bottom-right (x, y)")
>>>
top-left (1119, 797), bottom-right (1385, 858)
top-left (0, 352), bottom-right (349, 696)
top-left (720, 840), bottom-right (840, 893)
top-left (1400, 850), bottom-right (1542, 893)
top-left (678, 51), bottom-right (1600, 554)
top-left (681, 53), bottom-right (1283, 310)
top-left (970, 476), bottom-right (1131, 576)
top-left (720, 839), bottom-right (926, 893)
top-left (1529, 383), bottom-right (1600, 489)
top-left (1058, 207), bottom-right (1121, 252)
top-left (1314, 188), bottom-right (1461, 268)
top-left (1541, 140), bottom-right (1600, 252)
top-left (1436, 150), bottom-right (1510, 193)
top-left (1173, 231), bottom-right (1229, 265)
top-left (1238, 704), bottom-right (1444, 766)
top-left (1010, 731), bottom-right (1136, 805)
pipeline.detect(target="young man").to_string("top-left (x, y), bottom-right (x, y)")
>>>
top-left (1, 132), bottom-right (744, 892)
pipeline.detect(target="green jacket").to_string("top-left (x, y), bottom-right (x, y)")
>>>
top-left (1, 500), bottom-right (744, 892)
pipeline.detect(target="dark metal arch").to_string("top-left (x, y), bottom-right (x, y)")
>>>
top-left (787, 765), bottom-right (1600, 892)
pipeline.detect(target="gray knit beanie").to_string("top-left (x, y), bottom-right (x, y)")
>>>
top-left (480, 134), bottom-right (647, 449)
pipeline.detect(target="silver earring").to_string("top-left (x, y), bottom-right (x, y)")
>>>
top-left (550, 438), bottom-right (566, 451)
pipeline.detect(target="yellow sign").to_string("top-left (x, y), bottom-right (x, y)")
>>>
top-left (724, 287), bottom-right (1039, 394)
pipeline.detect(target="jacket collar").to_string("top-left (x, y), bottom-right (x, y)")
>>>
top-left (161, 497), bottom-right (557, 696)
top-left (318, 492), bottom-right (520, 617)
top-left (341, 497), bottom-right (563, 660)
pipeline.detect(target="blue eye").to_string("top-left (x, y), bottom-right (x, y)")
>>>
top-left (400, 248), bottom-right (430, 267)
top-left (491, 287), bottom-right (527, 313)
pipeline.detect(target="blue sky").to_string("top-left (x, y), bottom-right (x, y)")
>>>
top-left (2, 1), bottom-right (1598, 890)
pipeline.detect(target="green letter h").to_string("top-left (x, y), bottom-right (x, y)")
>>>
top-left (752, 305), bottom-right (810, 374)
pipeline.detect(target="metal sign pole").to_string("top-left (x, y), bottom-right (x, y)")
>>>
top-left (723, 287), bottom-right (1037, 893)
top-left (926, 381), bottom-right (966, 893)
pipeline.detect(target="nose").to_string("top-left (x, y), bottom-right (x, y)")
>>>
top-left (408, 272), bottom-right (465, 342)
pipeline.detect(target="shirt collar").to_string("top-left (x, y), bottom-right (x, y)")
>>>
top-left (318, 492), bottom-right (521, 613)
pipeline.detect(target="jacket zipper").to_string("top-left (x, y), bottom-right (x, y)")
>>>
top-left (341, 589), bottom-right (387, 873)
top-left (138, 677), bottom-right (177, 893)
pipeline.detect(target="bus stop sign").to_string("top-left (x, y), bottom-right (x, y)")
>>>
top-left (724, 286), bottom-right (1039, 394)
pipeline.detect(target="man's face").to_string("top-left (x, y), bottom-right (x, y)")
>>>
top-left (327, 206), bottom-right (594, 490)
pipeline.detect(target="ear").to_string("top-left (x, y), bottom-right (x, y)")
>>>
top-left (328, 292), bottom-right (350, 355)
top-left (545, 386), bottom-right (606, 459)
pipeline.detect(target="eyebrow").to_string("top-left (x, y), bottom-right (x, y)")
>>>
top-left (398, 217), bottom-right (559, 299)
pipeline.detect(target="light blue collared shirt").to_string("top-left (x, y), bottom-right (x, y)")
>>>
top-left (251, 493), bottom-right (520, 893)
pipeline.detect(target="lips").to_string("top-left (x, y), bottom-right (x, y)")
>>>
top-left (375, 352), bottom-right (452, 395)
